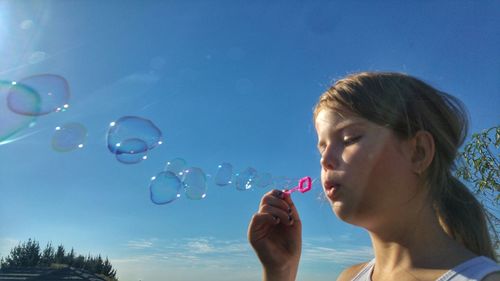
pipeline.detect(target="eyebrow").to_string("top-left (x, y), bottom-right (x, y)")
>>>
top-left (333, 120), bottom-right (365, 132)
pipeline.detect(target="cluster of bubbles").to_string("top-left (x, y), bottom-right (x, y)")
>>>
top-left (106, 116), bottom-right (163, 164)
top-left (0, 74), bottom-right (88, 151)
top-left (2, 73), bottom-right (314, 205)
top-left (149, 158), bottom-right (300, 205)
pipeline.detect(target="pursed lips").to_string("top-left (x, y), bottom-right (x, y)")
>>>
top-left (323, 180), bottom-right (341, 200)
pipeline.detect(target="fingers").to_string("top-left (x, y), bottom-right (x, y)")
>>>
top-left (282, 191), bottom-right (301, 223)
top-left (258, 189), bottom-right (297, 226)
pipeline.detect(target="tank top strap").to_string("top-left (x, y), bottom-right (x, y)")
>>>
top-left (436, 256), bottom-right (500, 281)
top-left (351, 259), bottom-right (376, 281)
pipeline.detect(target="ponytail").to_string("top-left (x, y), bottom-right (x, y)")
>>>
top-left (435, 175), bottom-right (497, 261)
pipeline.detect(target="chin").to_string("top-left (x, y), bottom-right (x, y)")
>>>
top-left (331, 202), bottom-right (350, 221)
top-left (331, 202), bottom-right (364, 226)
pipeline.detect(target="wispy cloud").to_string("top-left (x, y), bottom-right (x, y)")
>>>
top-left (126, 238), bottom-right (157, 250)
top-left (113, 235), bottom-right (372, 281)
top-left (302, 244), bottom-right (373, 265)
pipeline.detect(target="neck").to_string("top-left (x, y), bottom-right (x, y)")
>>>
top-left (367, 200), bottom-right (474, 272)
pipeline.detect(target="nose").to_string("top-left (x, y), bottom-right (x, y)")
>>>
top-left (320, 146), bottom-right (338, 171)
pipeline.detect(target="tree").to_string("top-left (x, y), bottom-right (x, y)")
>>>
top-left (1, 239), bottom-right (41, 267)
top-left (66, 248), bottom-right (75, 265)
top-left (54, 245), bottom-right (65, 264)
top-left (455, 125), bottom-right (500, 251)
top-left (0, 239), bottom-right (118, 280)
top-left (40, 242), bottom-right (55, 266)
top-left (103, 257), bottom-right (117, 278)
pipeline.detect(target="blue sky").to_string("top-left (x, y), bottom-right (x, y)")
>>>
top-left (0, 1), bottom-right (499, 280)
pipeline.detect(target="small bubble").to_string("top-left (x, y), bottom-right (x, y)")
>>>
top-left (165, 158), bottom-right (187, 176)
top-left (150, 171), bottom-right (182, 204)
top-left (214, 162), bottom-right (233, 186)
top-left (28, 51), bottom-right (47, 64)
top-left (255, 172), bottom-right (273, 188)
top-left (234, 167), bottom-right (257, 191)
top-left (114, 138), bottom-right (148, 164)
top-left (182, 167), bottom-right (207, 200)
top-left (51, 122), bottom-right (87, 152)
top-left (20, 20), bottom-right (34, 30)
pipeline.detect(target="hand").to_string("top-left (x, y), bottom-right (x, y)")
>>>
top-left (248, 189), bottom-right (302, 281)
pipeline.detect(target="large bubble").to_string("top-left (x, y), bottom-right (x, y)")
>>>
top-left (234, 167), bottom-right (257, 191)
top-left (107, 116), bottom-right (162, 154)
top-left (182, 167), bottom-right (207, 200)
top-left (214, 162), bottom-right (233, 186)
top-left (150, 171), bottom-right (182, 204)
top-left (51, 122), bottom-right (87, 152)
top-left (0, 81), bottom-right (38, 143)
top-left (7, 74), bottom-right (70, 116)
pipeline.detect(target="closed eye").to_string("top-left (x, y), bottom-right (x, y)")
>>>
top-left (343, 136), bottom-right (361, 146)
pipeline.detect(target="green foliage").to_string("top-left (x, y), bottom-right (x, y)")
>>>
top-left (40, 242), bottom-right (55, 266)
top-left (0, 239), bottom-right (40, 267)
top-left (455, 125), bottom-right (500, 250)
top-left (456, 126), bottom-right (500, 198)
top-left (0, 239), bottom-right (117, 279)
top-left (55, 245), bottom-right (65, 264)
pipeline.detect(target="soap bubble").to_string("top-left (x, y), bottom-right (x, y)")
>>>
top-left (107, 116), bottom-right (162, 154)
top-left (0, 81), bottom-right (38, 143)
top-left (115, 138), bottom-right (148, 164)
top-left (273, 176), bottom-right (293, 190)
top-left (150, 171), bottom-right (182, 204)
top-left (20, 19), bottom-right (34, 30)
top-left (7, 74), bottom-right (70, 116)
top-left (165, 158), bottom-right (187, 176)
top-left (182, 167), bottom-right (207, 200)
top-left (234, 167), bottom-right (257, 191)
top-left (28, 51), bottom-right (47, 64)
top-left (51, 122), bottom-right (87, 152)
top-left (255, 172), bottom-right (273, 188)
top-left (214, 162), bottom-right (233, 186)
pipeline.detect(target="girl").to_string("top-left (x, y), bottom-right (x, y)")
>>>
top-left (248, 72), bottom-right (500, 281)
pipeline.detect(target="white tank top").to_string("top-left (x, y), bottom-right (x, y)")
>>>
top-left (351, 256), bottom-right (500, 281)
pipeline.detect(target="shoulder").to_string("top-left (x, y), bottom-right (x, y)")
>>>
top-left (336, 261), bottom-right (371, 281)
top-left (482, 271), bottom-right (500, 281)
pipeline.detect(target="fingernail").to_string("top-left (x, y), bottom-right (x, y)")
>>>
top-left (275, 190), bottom-right (283, 198)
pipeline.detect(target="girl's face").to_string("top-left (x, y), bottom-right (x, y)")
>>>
top-left (315, 109), bottom-right (419, 229)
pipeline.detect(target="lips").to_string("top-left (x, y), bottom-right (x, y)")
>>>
top-left (323, 181), bottom-right (341, 200)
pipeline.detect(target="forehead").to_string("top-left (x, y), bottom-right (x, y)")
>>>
top-left (315, 109), bottom-right (364, 129)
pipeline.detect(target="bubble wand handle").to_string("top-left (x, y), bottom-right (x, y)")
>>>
top-left (283, 176), bottom-right (312, 195)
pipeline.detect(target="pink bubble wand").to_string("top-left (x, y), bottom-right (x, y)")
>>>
top-left (283, 176), bottom-right (312, 195)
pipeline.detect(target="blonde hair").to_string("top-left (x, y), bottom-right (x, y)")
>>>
top-left (313, 72), bottom-right (496, 261)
